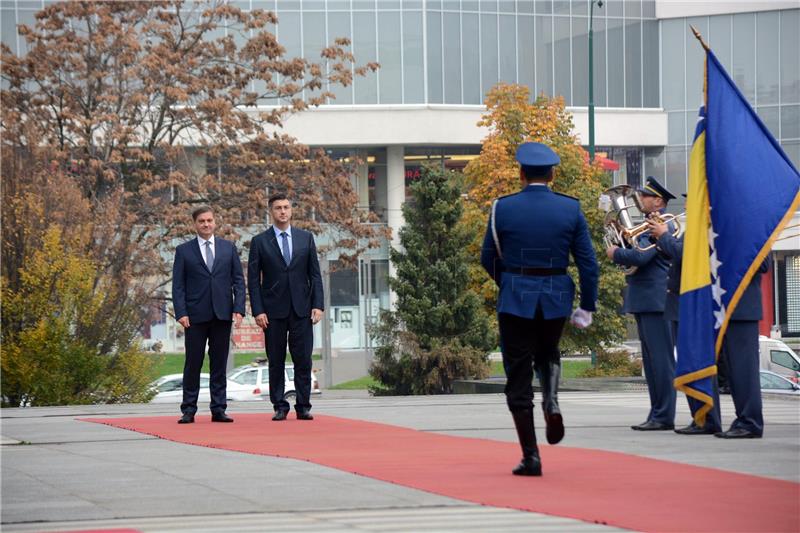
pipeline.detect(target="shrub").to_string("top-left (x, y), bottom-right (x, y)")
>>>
top-left (579, 348), bottom-right (642, 378)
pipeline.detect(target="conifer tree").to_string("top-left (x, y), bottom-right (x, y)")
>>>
top-left (370, 165), bottom-right (495, 395)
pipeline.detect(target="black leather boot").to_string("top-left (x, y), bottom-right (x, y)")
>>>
top-left (539, 361), bottom-right (564, 445)
top-left (510, 409), bottom-right (542, 476)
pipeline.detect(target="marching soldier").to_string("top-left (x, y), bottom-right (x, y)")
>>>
top-left (481, 142), bottom-right (598, 476)
top-left (606, 176), bottom-right (676, 431)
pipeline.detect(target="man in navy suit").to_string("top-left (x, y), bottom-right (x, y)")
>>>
top-left (607, 176), bottom-right (677, 431)
top-left (172, 206), bottom-right (245, 424)
top-left (248, 193), bottom-right (324, 421)
top-left (481, 142), bottom-right (599, 477)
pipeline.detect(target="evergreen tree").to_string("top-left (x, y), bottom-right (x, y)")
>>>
top-left (369, 165), bottom-right (496, 395)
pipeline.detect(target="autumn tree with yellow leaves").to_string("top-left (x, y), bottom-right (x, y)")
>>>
top-left (462, 83), bottom-right (626, 355)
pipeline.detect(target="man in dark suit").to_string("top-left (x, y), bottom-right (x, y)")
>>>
top-left (248, 193), bottom-right (324, 421)
top-left (607, 176), bottom-right (676, 431)
top-left (172, 206), bottom-right (245, 424)
top-left (649, 221), bottom-right (722, 435)
top-left (481, 142), bottom-right (599, 477)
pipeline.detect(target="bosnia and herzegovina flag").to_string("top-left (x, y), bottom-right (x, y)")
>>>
top-left (675, 48), bottom-right (800, 426)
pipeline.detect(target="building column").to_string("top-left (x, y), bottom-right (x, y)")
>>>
top-left (386, 145), bottom-right (405, 309)
top-left (355, 149), bottom-right (369, 214)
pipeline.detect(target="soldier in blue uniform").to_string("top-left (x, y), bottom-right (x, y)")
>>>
top-left (649, 219), bottom-right (722, 435)
top-left (650, 218), bottom-right (769, 438)
top-left (713, 260), bottom-right (769, 438)
top-left (481, 142), bottom-right (599, 477)
top-left (606, 176), bottom-right (676, 431)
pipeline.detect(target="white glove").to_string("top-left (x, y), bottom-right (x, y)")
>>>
top-left (570, 308), bottom-right (593, 329)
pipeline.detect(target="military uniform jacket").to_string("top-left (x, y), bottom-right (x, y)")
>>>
top-left (480, 185), bottom-right (599, 319)
top-left (728, 258), bottom-right (770, 321)
top-left (655, 232), bottom-right (683, 322)
top-left (656, 234), bottom-right (769, 322)
top-left (613, 224), bottom-right (670, 314)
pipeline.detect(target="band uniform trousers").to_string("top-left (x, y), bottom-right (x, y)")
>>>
top-left (265, 309), bottom-right (314, 413)
top-left (720, 320), bottom-right (763, 435)
top-left (636, 312), bottom-right (676, 425)
top-left (499, 309), bottom-right (567, 412)
top-left (669, 320), bottom-right (722, 431)
top-left (182, 318), bottom-right (232, 417)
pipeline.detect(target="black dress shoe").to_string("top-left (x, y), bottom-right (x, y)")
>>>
top-left (296, 410), bottom-right (314, 420)
top-left (512, 454), bottom-right (542, 476)
top-left (675, 423), bottom-right (717, 435)
top-left (631, 420), bottom-right (674, 431)
top-left (178, 414), bottom-right (195, 424)
top-left (211, 413), bottom-right (234, 423)
top-left (272, 410), bottom-right (289, 421)
top-left (714, 427), bottom-right (761, 439)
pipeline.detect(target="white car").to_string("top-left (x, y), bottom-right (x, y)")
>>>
top-left (226, 363), bottom-right (321, 402)
top-left (760, 370), bottom-right (800, 396)
top-left (150, 373), bottom-right (210, 403)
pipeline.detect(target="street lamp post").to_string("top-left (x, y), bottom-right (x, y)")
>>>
top-left (589, 0), bottom-right (603, 163)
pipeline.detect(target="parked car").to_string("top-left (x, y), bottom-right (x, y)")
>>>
top-left (226, 362), bottom-right (321, 402)
top-left (759, 336), bottom-right (800, 383)
top-left (760, 369), bottom-right (800, 395)
top-left (150, 373), bottom-right (210, 403)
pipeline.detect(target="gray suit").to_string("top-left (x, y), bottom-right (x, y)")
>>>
top-left (613, 230), bottom-right (675, 426)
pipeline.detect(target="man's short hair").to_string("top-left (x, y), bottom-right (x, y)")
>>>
top-left (192, 206), bottom-right (213, 221)
top-left (521, 165), bottom-right (553, 181)
top-left (268, 193), bottom-right (289, 208)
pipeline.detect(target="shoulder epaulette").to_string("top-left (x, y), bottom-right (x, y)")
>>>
top-left (553, 191), bottom-right (579, 202)
top-left (494, 192), bottom-right (518, 203)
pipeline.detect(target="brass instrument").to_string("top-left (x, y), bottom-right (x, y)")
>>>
top-left (599, 185), bottom-right (684, 274)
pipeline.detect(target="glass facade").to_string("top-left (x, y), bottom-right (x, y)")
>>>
top-left (3, 1), bottom-right (799, 344)
top-left (652, 9), bottom-right (800, 212)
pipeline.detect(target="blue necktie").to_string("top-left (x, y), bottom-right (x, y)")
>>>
top-left (280, 232), bottom-right (291, 265)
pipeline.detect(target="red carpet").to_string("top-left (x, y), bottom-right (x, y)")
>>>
top-left (85, 414), bottom-right (799, 532)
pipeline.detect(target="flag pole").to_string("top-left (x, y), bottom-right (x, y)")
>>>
top-left (689, 25), bottom-right (710, 52)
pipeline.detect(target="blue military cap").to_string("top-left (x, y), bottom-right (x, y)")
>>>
top-left (515, 142), bottom-right (560, 174)
top-left (638, 176), bottom-right (676, 201)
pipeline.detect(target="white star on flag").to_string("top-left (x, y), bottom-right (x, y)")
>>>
top-left (711, 279), bottom-right (727, 303)
top-left (714, 308), bottom-right (726, 329)
top-left (710, 250), bottom-right (722, 278)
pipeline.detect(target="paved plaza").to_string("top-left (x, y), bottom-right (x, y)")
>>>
top-left (2, 390), bottom-right (798, 532)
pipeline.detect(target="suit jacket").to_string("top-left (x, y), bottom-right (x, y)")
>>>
top-left (480, 185), bottom-right (599, 319)
top-left (248, 226), bottom-right (324, 319)
top-left (172, 237), bottom-right (246, 323)
top-left (613, 223), bottom-right (670, 314)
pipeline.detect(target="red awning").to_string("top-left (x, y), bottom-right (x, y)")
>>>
top-left (583, 151), bottom-right (621, 171)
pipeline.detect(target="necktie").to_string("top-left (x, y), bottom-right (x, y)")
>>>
top-left (281, 231), bottom-right (291, 265)
top-left (204, 241), bottom-right (214, 270)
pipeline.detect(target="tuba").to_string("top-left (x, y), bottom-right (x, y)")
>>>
top-left (599, 185), bottom-right (684, 275)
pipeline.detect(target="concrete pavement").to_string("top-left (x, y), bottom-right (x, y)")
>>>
top-left (2, 390), bottom-right (798, 532)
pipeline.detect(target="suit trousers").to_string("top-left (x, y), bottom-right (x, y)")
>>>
top-left (182, 318), bottom-right (232, 416)
top-left (720, 320), bottom-right (763, 435)
top-left (498, 310), bottom-right (566, 413)
top-left (669, 320), bottom-right (722, 431)
top-left (265, 310), bottom-right (313, 412)
top-left (636, 312), bottom-right (676, 425)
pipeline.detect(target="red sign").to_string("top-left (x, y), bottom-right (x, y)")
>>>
top-left (233, 320), bottom-right (265, 351)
